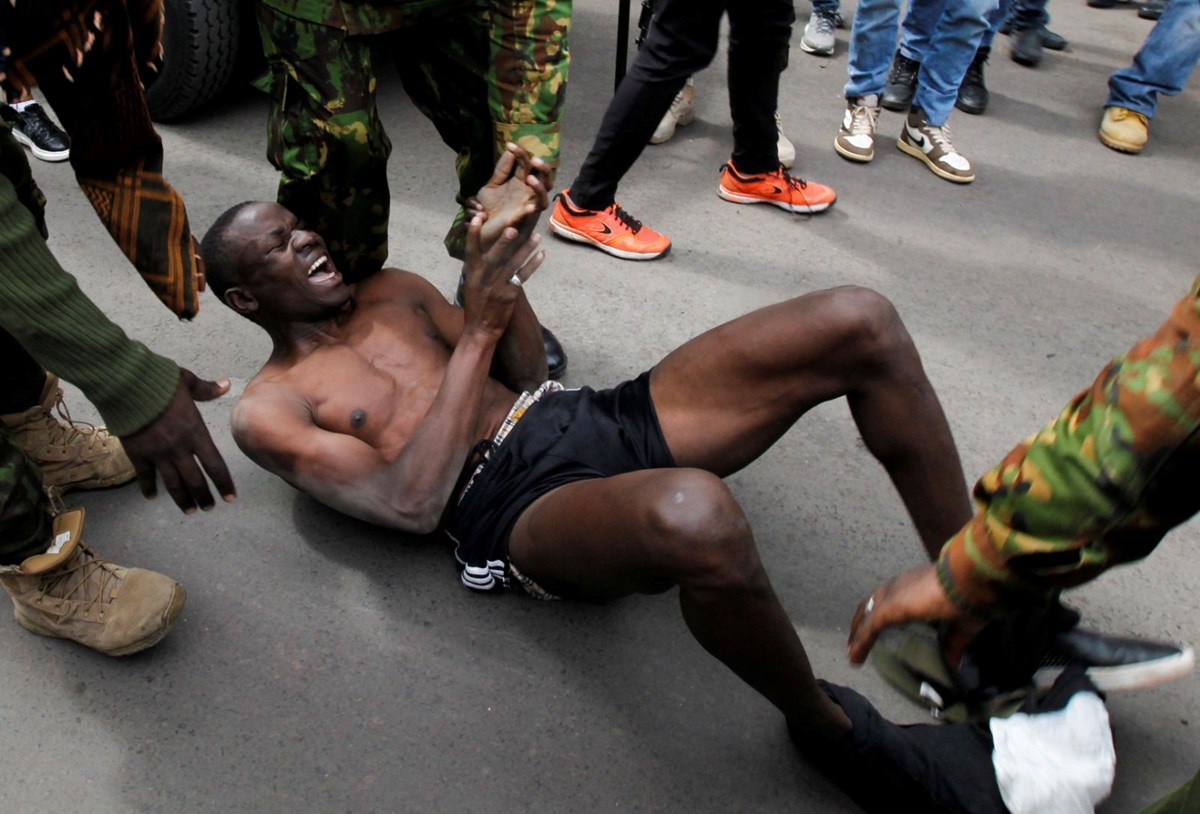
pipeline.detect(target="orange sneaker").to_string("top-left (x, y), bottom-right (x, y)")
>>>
top-left (717, 161), bottom-right (837, 214)
top-left (547, 190), bottom-right (671, 260)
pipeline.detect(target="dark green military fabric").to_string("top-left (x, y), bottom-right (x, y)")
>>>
top-left (0, 425), bottom-right (50, 566)
top-left (255, 0), bottom-right (570, 278)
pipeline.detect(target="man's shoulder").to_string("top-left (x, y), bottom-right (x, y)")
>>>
top-left (356, 267), bottom-right (443, 303)
top-left (233, 372), bottom-right (308, 438)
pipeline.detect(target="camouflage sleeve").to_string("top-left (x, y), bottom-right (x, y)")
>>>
top-left (486, 0), bottom-right (571, 169)
top-left (937, 276), bottom-right (1200, 614)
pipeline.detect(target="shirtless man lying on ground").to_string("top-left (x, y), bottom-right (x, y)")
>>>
top-left (199, 146), bottom-right (1092, 811)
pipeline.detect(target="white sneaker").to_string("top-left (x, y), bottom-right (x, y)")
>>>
top-left (776, 112), bottom-right (796, 168)
top-left (897, 108), bottom-right (975, 183)
top-left (800, 10), bottom-right (837, 56)
top-left (650, 77), bottom-right (696, 145)
top-left (834, 95), bottom-right (881, 163)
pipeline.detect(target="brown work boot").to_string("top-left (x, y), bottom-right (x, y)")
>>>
top-left (0, 374), bottom-right (135, 492)
top-left (0, 508), bottom-right (186, 656)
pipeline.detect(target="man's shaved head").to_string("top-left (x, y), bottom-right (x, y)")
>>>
top-left (201, 201), bottom-right (260, 304)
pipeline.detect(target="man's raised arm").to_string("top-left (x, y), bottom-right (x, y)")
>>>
top-left (234, 217), bottom-right (545, 533)
top-left (463, 145), bottom-right (553, 390)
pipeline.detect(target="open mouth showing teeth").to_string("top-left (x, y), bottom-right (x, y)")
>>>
top-left (306, 255), bottom-right (337, 284)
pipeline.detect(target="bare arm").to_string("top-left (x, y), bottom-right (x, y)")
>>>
top-left (461, 145), bottom-right (552, 390)
top-left (234, 218), bottom-right (544, 533)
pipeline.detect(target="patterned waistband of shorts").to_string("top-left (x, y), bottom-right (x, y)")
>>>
top-left (456, 380), bottom-right (565, 505)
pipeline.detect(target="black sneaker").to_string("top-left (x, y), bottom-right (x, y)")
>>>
top-left (1035, 629), bottom-right (1196, 692)
top-left (881, 50), bottom-right (920, 112)
top-left (955, 46), bottom-right (990, 115)
top-left (1139, 0), bottom-right (1165, 17)
top-left (3, 102), bottom-right (70, 162)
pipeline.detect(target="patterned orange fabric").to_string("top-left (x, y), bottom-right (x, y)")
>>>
top-left (0, 0), bottom-right (204, 319)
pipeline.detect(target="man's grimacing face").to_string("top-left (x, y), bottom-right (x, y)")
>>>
top-left (225, 202), bottom-right (351, 320)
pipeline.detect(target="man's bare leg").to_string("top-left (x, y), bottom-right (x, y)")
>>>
top-left (650, 285), bottom-right (971, 558)
top-left (510, 469), bottom-right (852, 739)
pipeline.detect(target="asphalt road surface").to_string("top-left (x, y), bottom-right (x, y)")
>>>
top-left (2, 2), bottom-right (1197, 812)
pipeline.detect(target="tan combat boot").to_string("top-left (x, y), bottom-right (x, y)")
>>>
top-left (0, 508), bottom-right (186, 656)
top-left (0, 374), bottom-right (135, 492)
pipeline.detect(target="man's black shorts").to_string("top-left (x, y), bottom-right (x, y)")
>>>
top-left (445, 371), bottom-right (675, 593)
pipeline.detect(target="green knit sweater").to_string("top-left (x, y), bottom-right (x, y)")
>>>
top-left (0, 127), bottom-right (178, 437)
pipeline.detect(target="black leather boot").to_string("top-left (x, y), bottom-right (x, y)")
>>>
top-left (955, 46), bottom-right (990, 115)
top-left (881, 50), bottom-right (920, 112)
top-left (1011, 28), bottom-right (1044, 67)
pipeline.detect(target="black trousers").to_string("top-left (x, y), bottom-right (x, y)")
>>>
top-left (569, 0), bottom-right (794, 210)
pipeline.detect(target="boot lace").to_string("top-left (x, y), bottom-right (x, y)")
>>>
top-left (812, 10), bottom-right (836, 35)
top-left (606, 203), bottom-right (644, 234)
top-left (48, 391), bottom-right (107, 453)
top-left (890, 54), bottom-right (919, 84)
top-left (35, 544), bottom-right (120, 616)
top-left (850, 105), bottom-right (880, 136)
top-left (926, 123), bottom-right (959, 155)
top-left (780, 169), bottom-right (817, 217)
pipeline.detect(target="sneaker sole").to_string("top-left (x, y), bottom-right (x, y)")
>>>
top-left (12, 129), bottom-right (70, 162)
top-left (1098, 130), bottom-right (1145, 154)
top-left (799, 40), bottom-right (835, 56)
top-left (1034, 643), bottom-right (1195, 692)
top-left (896, 137), bottom-right (975, 184)
top-left (547, 217), bottom-right (670, 261)
top-left (834, 138), bottom-right (875, 163)
top-left (47, 469), bottom-right (138, 493)
top-left (717, 186), bottom-right (836, 213)
top-left (12, 582), bottom-right (187, 656)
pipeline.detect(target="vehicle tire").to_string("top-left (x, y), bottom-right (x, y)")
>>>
top-left (144, 0), bottom-right (240, 122)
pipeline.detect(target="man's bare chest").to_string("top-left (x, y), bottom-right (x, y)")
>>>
top-left (289, 306), bottom-right (450, 452)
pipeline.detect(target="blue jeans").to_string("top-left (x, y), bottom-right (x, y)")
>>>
top-left (812, 0), bottom-right (841, 13)
top-left (1106, 0), bottom-right (1200, 118)
top-left (978, 0), bottom-right (1050, 49)
top-left (846, 0), bottom-right (995, 124)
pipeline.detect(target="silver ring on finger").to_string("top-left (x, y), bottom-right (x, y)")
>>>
top-left (864, 596), bottom-right (875, 615)
top-left (508, 273), bottom-right (523, 287)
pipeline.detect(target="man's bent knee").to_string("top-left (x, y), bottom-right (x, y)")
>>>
top-left (644, 470), bottom-right (764, 595)
top-left (822, 286), bottom-right (911, 367)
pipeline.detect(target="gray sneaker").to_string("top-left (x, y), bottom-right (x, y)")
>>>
top-left (897, 108), bottom-right (975, 183)
top-left (800, 10), bottom-right (837, 56)
top-left (834, 95), bottom-right (881, 162)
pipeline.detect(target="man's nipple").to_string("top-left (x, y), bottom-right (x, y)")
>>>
top-left (350, 409), bottom-right (367, 429)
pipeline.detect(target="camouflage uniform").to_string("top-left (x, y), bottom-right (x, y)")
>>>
top-left (938, 274), bottom-right (1200, 614)
top-left (255, 0), bottom-right (570, 281)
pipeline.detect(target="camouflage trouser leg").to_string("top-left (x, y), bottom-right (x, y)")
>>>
top-left (386, 0), bottom-right (504, 259)
top-left (487, 0), bottom-right (572, 171)
top-left (257, 2), bottom-right (500, 272)
top-left (256, 5), bottom-right (392, 284)
top-left (0, 424), bottom-right (50, 566)
top-left (938, 278), bottom-right (1200, 609)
